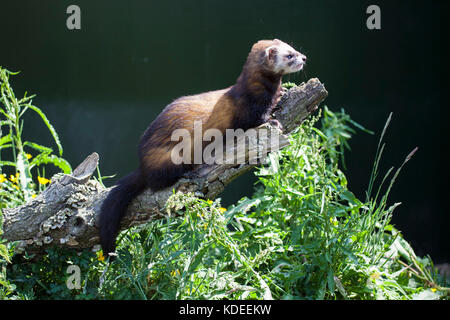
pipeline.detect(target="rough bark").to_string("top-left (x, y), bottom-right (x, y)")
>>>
top-left (1, 78), bottom-right (328, 253)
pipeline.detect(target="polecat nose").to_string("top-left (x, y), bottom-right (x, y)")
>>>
top-left (301, 55), bottom-right (307, 62)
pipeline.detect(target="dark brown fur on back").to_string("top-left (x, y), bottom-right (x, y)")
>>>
top-left (100, 39), bottom-right (287, 255)
top-left (139, 40), bottom-right (283, 189)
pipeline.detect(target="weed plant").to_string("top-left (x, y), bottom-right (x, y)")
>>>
top-left (0, 67), bottom-right (71, 298)
top-left (96, 107), bottom-right (448, 300)
top-left (0, 71), bottom-right (447, 300)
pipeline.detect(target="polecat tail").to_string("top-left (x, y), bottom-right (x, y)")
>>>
top-left (99, 169), bottom-right (146, 257)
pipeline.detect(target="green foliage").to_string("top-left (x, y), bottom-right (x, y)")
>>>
top-left (95, 107), bottom-right (448, 300)
top-left (318, 106), bottom-right (373, 169)
top-left (0, 74), bottom-right (447, 300)
top-left (281, 82), bottom-right (298, 90)
top-left (6, 247), bottom-right (102, 300)
top-left (0, 66), bottom-right (72, 299)
top-left (98, 196), bottom-right (274, 299)
top-left (0, 67), bottom-right (71, 208)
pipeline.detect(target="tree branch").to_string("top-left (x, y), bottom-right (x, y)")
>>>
top-left (1, 78), bottom-right (328, 253)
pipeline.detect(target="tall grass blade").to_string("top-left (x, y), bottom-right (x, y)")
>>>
top-left (27, 104), bottom-right (63, 156)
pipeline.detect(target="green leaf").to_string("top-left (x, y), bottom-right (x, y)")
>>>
top-left (0, 244), bottom-right (11, 263)
top-left (311, 127), bottom-right (327, 140)
top-left (316, 278), bottom-right (327, 300)
top-left (349, 118), bottom-right (374, 135)
top-left (26, 104), bottom-right (63, 156)
top-left (0, 108), bottom-right (14, 122)
top-left (392, 236), bottom-right (417, 263)
top-left (24, 141), bottom-right (53, 154)
top-left (225, 197), bottom-right (263, 222)
top-left (0, 161), bottom-right (16, 168)
top-left (327, 269), bottom-right (335, 292)
top-left (30, 153), bottom-right (72, 174)
top-left (16, 151), bottom-right (33, 200)
top-left (187, 241), bottom-right (212, 273)
top-left (0, 143), bottom-right (12, 150)
top-left (339, 190), bottom-right (361, 206)
top-left (0, 133), bottom-right (12, 146)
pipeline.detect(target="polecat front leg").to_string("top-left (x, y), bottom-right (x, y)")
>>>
top-left (267, 118), bottom-right (283, 132)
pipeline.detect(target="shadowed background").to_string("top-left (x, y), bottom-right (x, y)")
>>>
top-left (0, 0), bottom-right (448, 263)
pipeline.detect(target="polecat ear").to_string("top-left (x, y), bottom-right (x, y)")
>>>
top-left (265, 46), bottom-right (278, 62)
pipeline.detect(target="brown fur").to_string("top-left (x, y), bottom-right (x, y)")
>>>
top-left (99, 39), bottom-right (299, 255)
top-left (139, 39), bottom-right (286, 182)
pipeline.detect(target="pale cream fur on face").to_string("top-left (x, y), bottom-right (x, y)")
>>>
top-left (265, 41), bottom-right (307, 75)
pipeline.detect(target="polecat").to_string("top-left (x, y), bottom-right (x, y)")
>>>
top-left (99, 39), bottom-right (306, 256)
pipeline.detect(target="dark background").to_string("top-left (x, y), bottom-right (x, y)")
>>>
top-left (1, 1), bottom-right (448, 263)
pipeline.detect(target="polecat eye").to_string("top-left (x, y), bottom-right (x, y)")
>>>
top-left (286, 54), bottom-right (293, 59)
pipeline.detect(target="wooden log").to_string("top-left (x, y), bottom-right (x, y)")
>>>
top-left (1, 78), bottom-right (328, 253)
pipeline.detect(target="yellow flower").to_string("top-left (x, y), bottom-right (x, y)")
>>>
top-left (431, 288), bottom-right (437, 293)
top-left (330, 217), bottom-right (339, 227)
top-left (26, 153), bottom-right (32, 159)
top-left (218, 207), bottom-right (227, 214)
top-left (97, 251), bottom-right (105, 262)
top-left (370, 272), bottom-right (381, 281)
top-left (10, 172), bottom-right (19, 184)
top-left (0, 174), bottom-right (6, 183)
top-left (31, 194), bottom-right (37, 199)
top-left (38, 176), bottom-right (51, 185)
top-left (206, 200), bottom-right (213, 205)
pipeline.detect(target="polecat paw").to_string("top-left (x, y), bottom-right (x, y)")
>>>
top-left (268, 118), bottom-right (283, 131)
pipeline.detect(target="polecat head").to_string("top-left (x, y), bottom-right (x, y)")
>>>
top-left (250, 39), bottom-right (307, 76)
